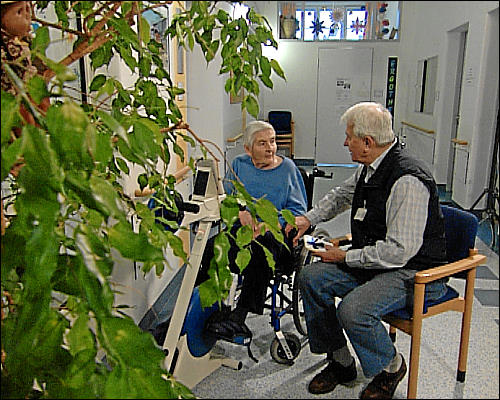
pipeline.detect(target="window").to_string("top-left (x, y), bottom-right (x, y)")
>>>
top-left (279, 1), bottom-right (400, 41)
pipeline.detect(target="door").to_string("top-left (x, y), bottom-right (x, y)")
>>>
top-left (315, 48), bottom-right (373, 164)
top-left (447, 30), bottom-right (467, 192)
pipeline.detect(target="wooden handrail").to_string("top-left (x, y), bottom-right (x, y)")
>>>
top-left (227, 133), bottom-right (243, 143)
top-left (451, 138), bottom-right (469, 146)
top-left (134, 165), bottom-right (192, 197)
top-left (401, 121), bottom-right (435, 134)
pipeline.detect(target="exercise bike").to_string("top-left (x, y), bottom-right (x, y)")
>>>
top-left (138, 159), bottom-right (242, 389)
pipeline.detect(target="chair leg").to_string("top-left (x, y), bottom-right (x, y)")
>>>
top-left (389, 325), bottom-right (397, 342)
top-left (406, 284), bottom-right (425, 399)
top-left (457, 269), bottom-right (476, 382)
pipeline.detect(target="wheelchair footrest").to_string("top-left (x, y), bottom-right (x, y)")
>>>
top-left (204, 311), bottom-right (258, 363)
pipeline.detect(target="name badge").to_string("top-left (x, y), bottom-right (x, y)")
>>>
top-left (354, 207), bottom-right (367, 221)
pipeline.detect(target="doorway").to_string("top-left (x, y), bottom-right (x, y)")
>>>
top-left (446, 27), bottom-right (468, 193)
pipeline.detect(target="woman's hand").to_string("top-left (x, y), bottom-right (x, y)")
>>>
top-left (239, 210), bottom-right (265, 239)
top-left (285, 215), bottom-right (311, 247)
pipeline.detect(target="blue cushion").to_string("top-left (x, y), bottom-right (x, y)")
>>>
top-left (181, 287), bottom-right (218, 357)
top-left (388, 285), bottom-right (460, 320)
top-left (441, 205), bottom-right (478, 262)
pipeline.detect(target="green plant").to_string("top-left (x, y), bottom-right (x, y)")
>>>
top-left (1, 1), bottom-right (291, 398)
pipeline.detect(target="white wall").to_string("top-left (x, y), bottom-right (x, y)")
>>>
top-left (186, 2), bottom-right (249, 176)
top-left (395, 1), bottom-right (499, 208)
top-left (252, 1), bottom-right (400, 161)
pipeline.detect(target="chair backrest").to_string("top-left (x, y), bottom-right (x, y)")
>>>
top-left (440, 204), bottom-right (479, 263)
top-left (268, 111), bottom-right (292, 135)
top-left (298, 167), bottom-right (314, 210)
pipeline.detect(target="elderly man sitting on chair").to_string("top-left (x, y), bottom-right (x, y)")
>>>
top-left (196, 120), bottom-right (308, 340)
top-left (286, 102), bottom-right (448, 399)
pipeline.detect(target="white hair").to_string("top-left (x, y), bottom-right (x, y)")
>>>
top-left (243, 120), bottom-right (275, 148)
top-left (340, 102), bottom-right (394, 145)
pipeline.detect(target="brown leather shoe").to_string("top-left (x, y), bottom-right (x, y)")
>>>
top-left (308, 359), bottom-right (357, 394)
top-left (360, 354), bottom-right (407, 399)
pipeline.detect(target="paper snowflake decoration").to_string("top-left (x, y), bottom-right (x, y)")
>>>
top-left (331, 8), bottom-right (344, 22)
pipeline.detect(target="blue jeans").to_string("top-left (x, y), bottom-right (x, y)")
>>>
top-left (298, 261), bottom-right (447, 378)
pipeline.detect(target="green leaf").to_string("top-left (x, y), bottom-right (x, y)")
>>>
top-left (89, 74), bottom-right (107, 92)
top-left (138, 173), bottom-right (148, 190)
top-left (101, 317), bottom-right (163, 368)
top-left (108, 220), bottom-right (164, 262)
top-left (271, 59), bottom-right (286, 80)
top-left (260, 55), bottom-right (271, 77)
top-left (235, 247), bottom-right (251, 273)
top-left (262, 245), bottom-right (276, 272)
top-left (97, 110), bottom-right (128, 144)
top-left (46, 102), bottom-right (94, 170)
top-left (236, 224), bottom-right (253, 247)
top-left (139, 16), bottom-right (150, 45)
top-left (1, 134), bottom-right (22, 181)
top-left (260, 74), bottom-right (273, 89)
top-left (89, 174), bottom-right (125, 218)
top-left (244, 94), bottom-right (259, 118)
top-left (1, 91), bottom-right (20, 147)
top-left (66, 314), bottom-right (96, 356)
top-left (27, 75), bottom-right (50, 104)
top-left (31, 26), bottom-right (50, 55)
top-left (281, 208), bottom-right (296, 227)
top-left (255, 197), bottom-right (280, 231)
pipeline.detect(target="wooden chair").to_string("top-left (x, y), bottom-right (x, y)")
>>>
top-left (268, 111), bottom-right (294, 158)
top-left (329, 205), bottom-right (487, 398)
top-left (382, 205), bottom-right (487, 398)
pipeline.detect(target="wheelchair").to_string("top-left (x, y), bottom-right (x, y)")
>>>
top-left (259, 226), bottom-right (331, 365)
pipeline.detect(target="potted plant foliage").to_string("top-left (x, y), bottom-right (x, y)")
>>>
top-left (1, 1), bottom-right (290, 398)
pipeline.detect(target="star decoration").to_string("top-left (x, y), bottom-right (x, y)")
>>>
top-left (310, 17), bottom-right (325, 35)
top-left (350, 17), bottom-right (366, 35)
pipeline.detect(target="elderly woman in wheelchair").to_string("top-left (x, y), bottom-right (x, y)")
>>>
top-left (194, 120), bottom-right (308, 360)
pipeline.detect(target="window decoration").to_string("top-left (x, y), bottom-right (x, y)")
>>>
top-left (279, 2), bottom-right (299, 39)
top-left (278, 1), bottom-right (400, 41)
top-left (310, 17), bottom-right (326, 36)
top-left (350, 16), bottom-right (366, 35)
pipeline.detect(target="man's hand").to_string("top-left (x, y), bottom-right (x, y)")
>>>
top-left (285, 215), bottom-right (311, 247)
top-left (312, 244), bottom-right (346, 263)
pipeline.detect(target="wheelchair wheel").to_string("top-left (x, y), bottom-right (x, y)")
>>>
top-left (291, 269), bottom-right (307, 336)
top-left (270, 332), bottom-right (301, 364)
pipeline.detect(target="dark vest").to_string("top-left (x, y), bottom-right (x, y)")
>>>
top-left (350, 141), bottom-right (446, 276)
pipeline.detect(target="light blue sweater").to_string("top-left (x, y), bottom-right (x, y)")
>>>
top-left (224, 154), bottom-right (308, 226)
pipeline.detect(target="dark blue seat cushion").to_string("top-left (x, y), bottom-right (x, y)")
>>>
top-left (387, 285), bottom-right (460, 319)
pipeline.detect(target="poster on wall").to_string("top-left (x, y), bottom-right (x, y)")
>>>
top-left (386, 57), bottom-right (398, 120)
top-left (336, 78), bottom-right (352, 102)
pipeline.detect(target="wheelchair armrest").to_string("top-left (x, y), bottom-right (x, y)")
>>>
top-left (414, 249), bottom-right (487, 284)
